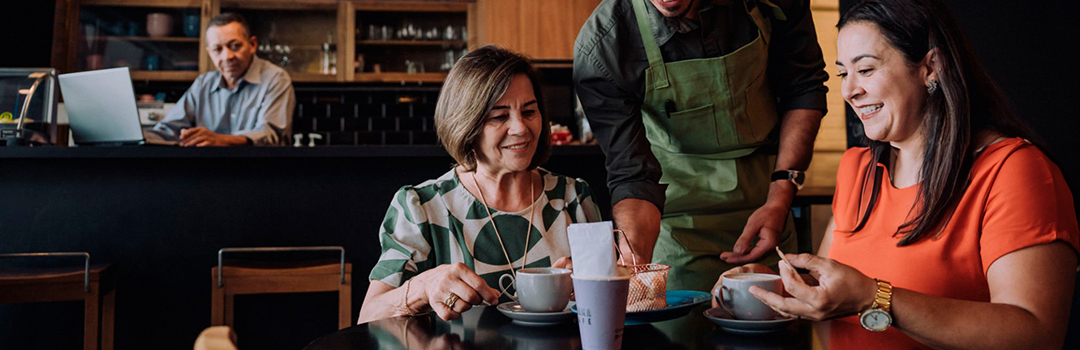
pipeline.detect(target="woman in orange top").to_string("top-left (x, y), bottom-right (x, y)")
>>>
top-left (712, 0), bottom-right (1079, 349)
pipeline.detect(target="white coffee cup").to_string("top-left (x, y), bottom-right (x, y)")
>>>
top-left (499, 268), bottom-right (572, 312)
top-left (715, 273), bottom-right (783, 320)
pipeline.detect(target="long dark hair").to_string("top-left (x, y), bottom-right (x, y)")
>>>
top-left (839, 0), bottom-right (1039, 245)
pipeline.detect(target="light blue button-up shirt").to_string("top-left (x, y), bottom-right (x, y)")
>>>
top-left (151, 56), bottom-right (295, 146)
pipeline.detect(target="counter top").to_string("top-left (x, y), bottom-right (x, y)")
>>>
top-left (0, 144), bottom-right (604, 159)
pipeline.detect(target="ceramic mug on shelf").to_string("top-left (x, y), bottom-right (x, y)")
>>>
top-left (146, 13), bottom-right (173, 37)
top-left (144, 55), bottom-right (160, 71)
top-left (85, 54), bottom-right (104, 70)
top-left (183, 14), bottom-right (200, 37)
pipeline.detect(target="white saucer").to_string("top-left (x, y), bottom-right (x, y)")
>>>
top-left (703, 307), bottom-right (796, 334)
top-left (496, 301), bottom-right (576, 326)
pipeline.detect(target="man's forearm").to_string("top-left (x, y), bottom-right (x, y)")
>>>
top-left (769, 109), bottom-right (822, 205)
top-left (223, 134), bottom-right (252, 146)
top-left (612, 198), bottom-right (662, 263)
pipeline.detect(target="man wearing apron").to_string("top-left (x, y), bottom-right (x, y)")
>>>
top-left (574, 0), bottom-right (828, 292)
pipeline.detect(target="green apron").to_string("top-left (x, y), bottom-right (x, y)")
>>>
top-left (631, 0), bottom-right (798, 292)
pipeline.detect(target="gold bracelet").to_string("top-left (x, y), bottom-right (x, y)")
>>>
top-left (401, 278), bottom-right (414, 314)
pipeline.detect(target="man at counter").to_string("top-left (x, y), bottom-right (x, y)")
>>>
top-left (573, 0), bottom-right (829, 291)
top-left (148, 13), bottom-right (294, 146)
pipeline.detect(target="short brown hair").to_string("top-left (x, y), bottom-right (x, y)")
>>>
top-left (435, 45), bottom-right (550, 171)
top-left (208, 12), bottom-right (252, 38)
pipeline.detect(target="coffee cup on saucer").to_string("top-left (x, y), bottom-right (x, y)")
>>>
top-left (714, 273), bottom-right (783, 321)
top-left (499, 268), bottom-right (572, 312)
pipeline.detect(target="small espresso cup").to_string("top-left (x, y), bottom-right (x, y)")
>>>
top-left (715, 273), bottom-right (783, 320)
top-left (499, 268), bottom-right (572, 312)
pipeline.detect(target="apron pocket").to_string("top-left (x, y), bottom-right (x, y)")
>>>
top-left (657, 152), bottom-right (739, 214)
top-left (666, 104), bottom-right (733, 154)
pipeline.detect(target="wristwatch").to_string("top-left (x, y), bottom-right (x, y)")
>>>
top-left (859, 279), bottom-right (893, 332)
top-left (770, 170), bottom-right (805, 190)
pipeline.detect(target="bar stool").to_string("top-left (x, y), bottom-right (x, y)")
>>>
top-left (0, 252), bottom-right (115, 350)
top-left (210, 247), bottom-right (352, 329)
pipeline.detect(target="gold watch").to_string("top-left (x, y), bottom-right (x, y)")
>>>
top-left (859, 279), bottom-right (893, 332)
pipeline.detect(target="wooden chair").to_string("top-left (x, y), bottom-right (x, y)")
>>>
top-left (210, 247), bottom-right (352, 330)
top-left (0, 252), bottom-right (115, 350)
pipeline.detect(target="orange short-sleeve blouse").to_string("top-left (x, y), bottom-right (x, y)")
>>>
top-left (825, 138), bottom-right (1079, 349)
top-left (830, 137), bottom-right (1078, 300)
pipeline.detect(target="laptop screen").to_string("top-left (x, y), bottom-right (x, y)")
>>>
top-left (58, 67), bottom-right (147, 146)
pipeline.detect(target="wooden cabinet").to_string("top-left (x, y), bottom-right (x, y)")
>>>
top-left (53, 0), bottom-right (478, 84)
top-left (477, 0), bottom-right (601, 62)
top-left (53, 0), bottom-right (611, 82)
top-left (53, 0), bottom-right (210, 81)
top-left (212, 0), bottom-right (346, 82)
top-left (346, 1), bottom-right (476, 84)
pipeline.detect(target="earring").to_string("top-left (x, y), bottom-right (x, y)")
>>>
top-left (927, 80), bottom-right (939, 95)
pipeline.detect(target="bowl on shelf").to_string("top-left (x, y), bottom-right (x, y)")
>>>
top-left (147, 13), bottom-right (173, 37)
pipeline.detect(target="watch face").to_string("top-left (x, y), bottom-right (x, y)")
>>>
top-left (860, 309), bottom-right (892, 332)
top-left (793, 171), bottom-right (805, 185)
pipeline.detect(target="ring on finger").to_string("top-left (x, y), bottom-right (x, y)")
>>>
top-left (443, 292), bottom-right (460, 309)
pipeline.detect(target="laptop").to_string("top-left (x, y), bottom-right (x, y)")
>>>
top-left (58, 67), bottom-right (177, 146)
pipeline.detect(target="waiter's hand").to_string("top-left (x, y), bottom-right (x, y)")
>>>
top-left (720, 201), bottom-right (788, 264)
top-left (179, 127), bottom-right (250, 147)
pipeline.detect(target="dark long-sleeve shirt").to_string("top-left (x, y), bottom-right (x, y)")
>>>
top-left (573, 0), bottom-right (829, 212)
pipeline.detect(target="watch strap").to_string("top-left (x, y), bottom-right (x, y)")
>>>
top-left (770, 170), bottom-right (805, 190)
top-left (869, 279), bottom-right (893, 313)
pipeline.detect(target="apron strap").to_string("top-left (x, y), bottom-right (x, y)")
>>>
top-left (745, 0), bottom-right (780, 46)
top-left (631, 0), bottom-right (670, 89)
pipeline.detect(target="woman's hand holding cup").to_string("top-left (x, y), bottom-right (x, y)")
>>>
top-left (747, 253), bottom-right (878, 321)
top-left (417, 263), bottom-right (500, 321)
top-left (710, 263), bottom-right (774, 308)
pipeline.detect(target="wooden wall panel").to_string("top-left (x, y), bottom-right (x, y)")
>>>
top-left (476, 0), bottom-right (521, 52)
top-left (477, 0), bottom-right (600, 60)
top-left (811, 0), bottom-right (846, 151)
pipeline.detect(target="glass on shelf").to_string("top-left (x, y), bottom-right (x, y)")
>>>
top-left (440, 50), bottom-right (455, 71)
top-left (355, 7), bottom-right (467, 81)
top-left (228, 7), bottom-right (337, 79)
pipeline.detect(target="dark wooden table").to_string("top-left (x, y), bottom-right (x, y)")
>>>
top-left (303, 304), bottom-right (929, 350)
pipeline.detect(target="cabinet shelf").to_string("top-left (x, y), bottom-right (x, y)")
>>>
top-left (352, 72), bottom-right (447, 83)
top-left (356, 40), bottom-right (466, 47)
top-left (130, 70), bottom-right (200, 81)
top-left (81, 0), bottom-right (201, 8)
top-left (290, 72), bottom-right (339, 82)
top-left (105, 36), bottom-right (200, 43)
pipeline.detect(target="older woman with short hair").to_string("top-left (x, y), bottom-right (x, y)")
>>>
top-left (358, 46), bottom-right (602, 323)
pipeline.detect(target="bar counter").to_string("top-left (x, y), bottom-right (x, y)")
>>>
top-left (0, 144), bottom-right (608, 159)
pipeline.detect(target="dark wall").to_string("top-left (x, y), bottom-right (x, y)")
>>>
top-left (0, 1), bottom-right (55, 68)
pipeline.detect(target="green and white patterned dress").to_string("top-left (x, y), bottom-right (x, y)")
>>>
top-left (369, 167), bottom-right (602, 296)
